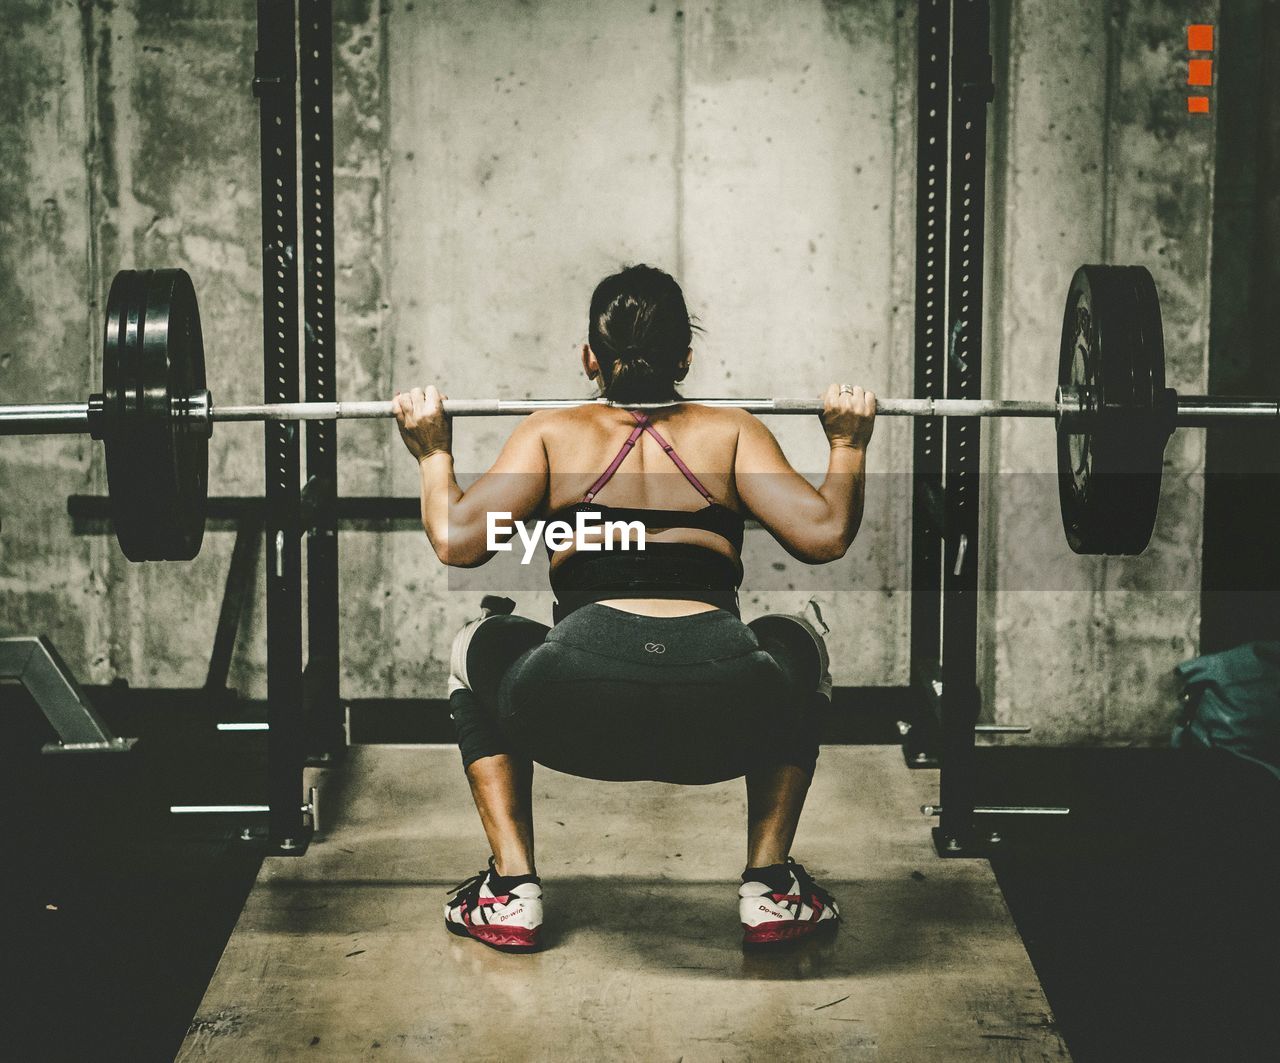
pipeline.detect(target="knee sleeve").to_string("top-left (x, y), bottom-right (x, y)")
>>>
top-left (447, 614), bottom-right (494, 694)
top-left (749, 611), bottom-right (833, 775)
top-left (446, 611), bottom-right (550, 768)
top-left (748, 611), bottom-right (833, 701)
top-left (449, 687), bottom-right (512, 769)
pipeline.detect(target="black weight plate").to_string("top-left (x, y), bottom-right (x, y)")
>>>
top-left (102, 269), bottom-right (207, 561)
top-left (1057, 265), bottom-right (1147, 554)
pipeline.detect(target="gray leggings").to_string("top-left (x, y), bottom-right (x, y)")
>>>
top-left (448, 604), bottom-right (832, 784)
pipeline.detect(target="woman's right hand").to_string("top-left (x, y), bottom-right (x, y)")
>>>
top-left (820, 383), bottom-right (876, 449)
top-left (393, 385), bottom-right (453, 461)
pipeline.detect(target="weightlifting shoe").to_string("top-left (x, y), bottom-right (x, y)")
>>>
top-left (739, 857), bottom-right (840, 946)
top-left (444, 857), bottom-right (543, 952)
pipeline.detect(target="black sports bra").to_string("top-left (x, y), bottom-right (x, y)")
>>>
top-left (548, 500), bottom-right (745, 555)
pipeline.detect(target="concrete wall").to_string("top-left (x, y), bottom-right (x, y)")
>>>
top-left (0, 0), bottom-right (1218, 744)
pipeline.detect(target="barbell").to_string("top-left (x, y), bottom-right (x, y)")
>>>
top-left (1, 266), bottom-right (1276, 562)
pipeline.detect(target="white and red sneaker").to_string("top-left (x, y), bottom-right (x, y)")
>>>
top-left (739, 858), bottom-right (841, 946)
top-left (444, 858), bottom-right (543, 953)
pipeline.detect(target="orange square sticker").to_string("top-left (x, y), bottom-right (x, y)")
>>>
top-left (1188, 59), bottom-right (1213, 86)
top-left (1187, 96), bottom-right (1210, 113)
top-left (1188, 24), bottom-right (1214, 51)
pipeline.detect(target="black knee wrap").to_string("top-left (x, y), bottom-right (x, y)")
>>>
top-left (450, 687), bottom-right (512, 769)
top-left (447, 611), bottom-right (550, 770)
top-left (747, 613), bottom-right (833, 774)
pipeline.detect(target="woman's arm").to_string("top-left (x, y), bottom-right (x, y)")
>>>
top-left (733, 383), bottom-right (876, 564)
top-left (393, 385), bottom-right (549, 567)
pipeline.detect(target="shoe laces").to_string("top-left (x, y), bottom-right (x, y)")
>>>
top-left (784, 857), bottom-right (835, 907)
top-left (447, 857), bottom-right (498, 908)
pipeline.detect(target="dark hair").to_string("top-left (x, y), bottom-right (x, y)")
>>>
top-left (588, 264), bottom-right (696, 403)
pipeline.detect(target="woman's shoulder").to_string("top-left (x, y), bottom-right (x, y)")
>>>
top-left (525, 403), bottom-right (607, 431)
top-left (522, 404), bottom-right (614, 449)
top-left (674, 402), bottom-right (755, 423)
top-left (667, 402), bottom-right (758, 436)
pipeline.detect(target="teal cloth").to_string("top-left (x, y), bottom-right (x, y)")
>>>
top-left (1173, 642), bottom-right (1280, 780)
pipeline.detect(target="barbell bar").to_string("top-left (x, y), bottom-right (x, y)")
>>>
top-left (0, 394), bottom-right (1074, 429)
top-left (6, 395), bottom-right (1054, 432)
top-left (1, 265), bottom-right (1276, 561)
top-left (5, 391), bottom-right (1278, 438)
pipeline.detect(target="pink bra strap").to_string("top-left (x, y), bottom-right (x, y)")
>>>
top-left (581, 410), bottom-right (716, 504)
top-left (637, 413), bottom-right (715, 501)
top-left (582, 414), bottom-right (649, 502)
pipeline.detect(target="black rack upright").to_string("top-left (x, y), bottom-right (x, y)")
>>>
top-left (908, 0), bottom-right (995, 857)
top-left (253, 0), bottom-right (310, 853)
top-left (299, 0), bottom-right (345, 763)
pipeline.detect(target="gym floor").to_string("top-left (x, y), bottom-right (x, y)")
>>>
top-left (4, 688), bottom-right (1276, 1062)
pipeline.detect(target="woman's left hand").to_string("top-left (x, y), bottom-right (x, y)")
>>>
top-left (393, 385), bottom-right (452, 461)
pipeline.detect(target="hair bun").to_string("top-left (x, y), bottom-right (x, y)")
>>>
top-left (605, 355), bottom-right (662, 403)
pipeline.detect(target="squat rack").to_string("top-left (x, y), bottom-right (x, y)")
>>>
top-left (253, 0), bottom-right (1009, 858)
